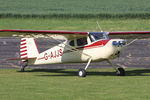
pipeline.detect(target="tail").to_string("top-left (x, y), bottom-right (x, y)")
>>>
top-left (20, 38), bottom-right (39, 62)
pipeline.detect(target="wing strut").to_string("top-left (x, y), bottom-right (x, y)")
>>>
top-left (125, 38), bottom-right (138, 47)
top-left (46, 36), bottom-right (92, 58)
top-left (45, 36), bottom-right (93, 77)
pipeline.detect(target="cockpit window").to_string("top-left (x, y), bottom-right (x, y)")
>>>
top-left (77, 37), bottom-right (87, 46)
top-left (69, 40), bottom-right (75, 46)
top-left (89, 32), bottom-right (108, 42)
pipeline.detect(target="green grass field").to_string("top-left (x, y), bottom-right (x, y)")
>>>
top-left (0, 0), bottom-right (150, 100)
top-left (0, 18), bottom-right (150, 37)
top-left (0, 68), bottom-right (150, 100)
top-left (0, 18), bottom-right (149, 99)
top-left (1, 18), bottom-right (150, 99)
top-left (0, 0), bottom-right (150, 18)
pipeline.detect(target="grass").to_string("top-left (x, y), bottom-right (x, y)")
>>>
top-left (0, 0), bottom-right (150, 18)
top-left (0, 68), bottom-right (150, 100)
top-left (0, 1), bottom-right (150, 99)
top-left (0, 17), bottom-right (150, 100)
top-left (0, 18), bottom-right (150, 37)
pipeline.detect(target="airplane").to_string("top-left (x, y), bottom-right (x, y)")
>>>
top-left (0, 29), bottom-right (150, 77)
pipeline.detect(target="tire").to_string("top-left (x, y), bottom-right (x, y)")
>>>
top-left (78, 69), bottom-right (86, 77)
top-left (21, 67), bottom-right (25, 72)
top-left (116, 68), bottom-right (125, 76)
top-left (20, 62), bottom-right (27, 72)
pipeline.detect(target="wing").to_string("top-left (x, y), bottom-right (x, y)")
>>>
top-left (108, 31), bottom-right (150, 39)
top-left (0, 29), bottom-right (89, 39)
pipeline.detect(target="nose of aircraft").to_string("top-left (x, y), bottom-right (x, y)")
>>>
top-left (112, 40), bottom-right (126, 46)
top-left (112, 39), bottom-right (127, 57)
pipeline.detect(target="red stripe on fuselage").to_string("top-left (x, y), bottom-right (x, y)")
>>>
top-left (64, 40), bottom-right (110, 53)
top-left (84, 40), bottom-right (109, 49)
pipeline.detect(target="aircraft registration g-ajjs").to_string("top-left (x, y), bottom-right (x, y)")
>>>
top-left (0, 29), bottom-right (150, 77)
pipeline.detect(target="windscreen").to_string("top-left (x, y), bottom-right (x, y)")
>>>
top-left (89, 32), bottom-right (108, 42)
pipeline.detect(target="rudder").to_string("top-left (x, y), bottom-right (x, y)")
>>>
top-left (20, 38), bottom-right (39, 62)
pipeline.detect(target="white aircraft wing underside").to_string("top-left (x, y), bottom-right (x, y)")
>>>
top-left (108, 31), bottom-right (150, 39)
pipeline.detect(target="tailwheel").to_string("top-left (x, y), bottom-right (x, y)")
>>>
top-left (116, 68), bottom-right (125, 76)
top-left (78, 69), bottom-right (86, 77)
top-left (21, 67), bottom-right (25, 72)
top-left (20, 61), bottom-right (28, 72)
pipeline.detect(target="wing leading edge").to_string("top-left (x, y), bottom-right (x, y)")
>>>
top-left (1, 29), bottom-right (150, 39)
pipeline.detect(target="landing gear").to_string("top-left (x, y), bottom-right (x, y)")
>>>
top-left (21, 61), bottom-right (28, 72)
top-left (78, 69), bottom-right (86, 77)
top-left (116, 67), bottom-right (125, 76)
top-left (21, 67), bottom-right (25, 72)
top-left (78, 58), bottom-right (92, 77)
top-left (107, 60), bottom-right (125, 76)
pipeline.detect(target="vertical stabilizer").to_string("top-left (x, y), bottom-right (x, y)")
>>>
top-left (20, 38), bottom-right (39, 62)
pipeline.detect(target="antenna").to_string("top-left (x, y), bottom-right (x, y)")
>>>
top-left (96, 21), bottom-right (103, 32)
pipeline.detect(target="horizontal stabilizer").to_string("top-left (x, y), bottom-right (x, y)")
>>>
top-left (7, 57), bottom-right (37, 61)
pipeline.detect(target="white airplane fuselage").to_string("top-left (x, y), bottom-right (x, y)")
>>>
top-left (27, 39), bottom-right (126, 65)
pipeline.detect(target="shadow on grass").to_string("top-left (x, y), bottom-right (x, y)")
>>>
top-left (126, 69), bottom-right (150, 76)
top-left (18, 68), bottom-right (150, 77)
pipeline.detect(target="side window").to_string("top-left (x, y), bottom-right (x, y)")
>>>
top-left (69, 40), bottom-right (75, 46)
top-left (77, 37), bottom-right (87, 46)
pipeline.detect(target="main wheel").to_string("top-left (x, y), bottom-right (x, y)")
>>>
top-left (78, 69), bottom-right (86, 77)
top-left (116, 68), bottom-right (125, 76)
